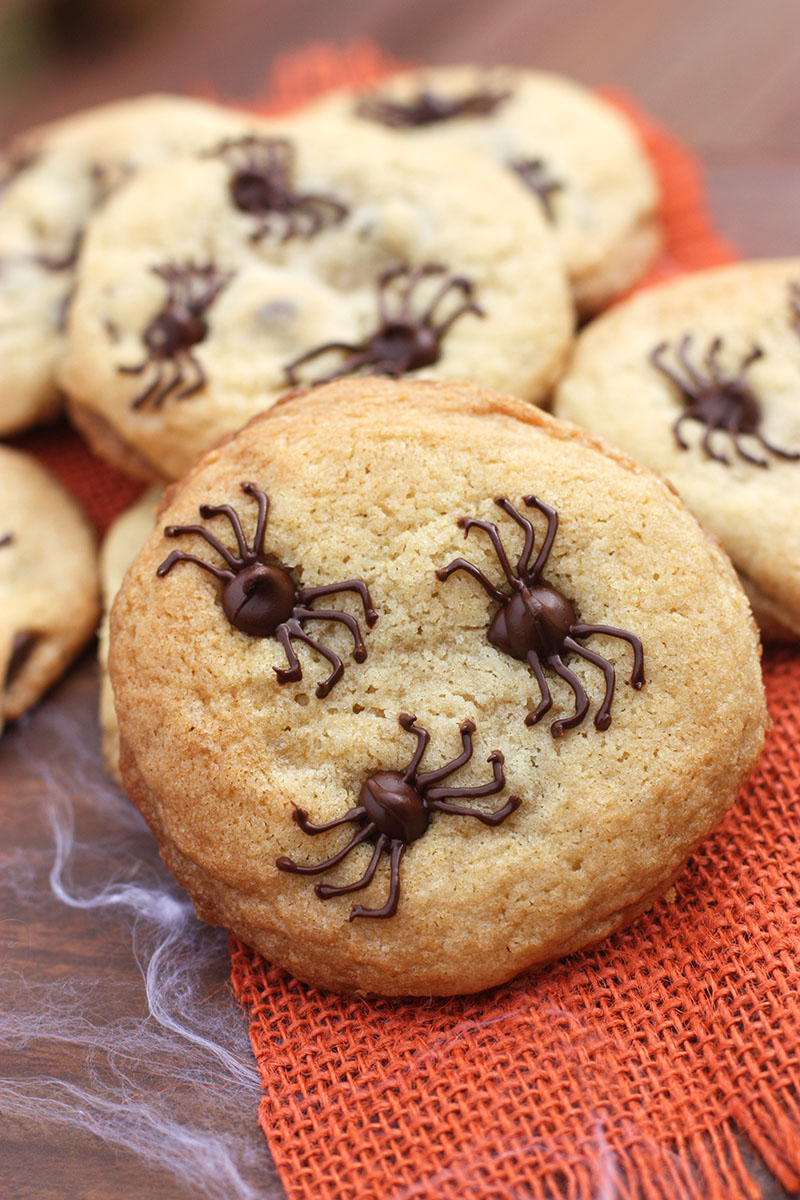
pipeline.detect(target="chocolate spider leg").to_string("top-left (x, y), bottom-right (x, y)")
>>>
top-left (240, 482), bottom-right (270, 556)
top-left (161, 520), bottom-right (243, 570)
top-left (149, 361), bottom-right (184, 409)
top-left (276, 618), bottom-right (345, 697)
top-left (524, 652), bottom-right (553, 726)
top-left (156, 550), bottom-right (234, 582)
top-left (570, 623), bottom-right (645, 688)
top-left (546, 654), bottom-right (589, 737)
top-left (426, 747), bottom-right (506, 801)
top-left (129, 365), bottom-right (167, 410)
top-left (398, 713), bottom-right (430, 782)
top-left (293, 606), bottom-right (368, 662)
top-left (316, 835), bottom-right (388, 899)
top-left (350, 839), bottom-right (405, 920)
top-left (650, 341), bottom-right (693, 395)
top-left (292, 804), bottom-right (366, 834)
top-left (700, 410), bottom-right (730, 465)
top-left (676, 333), bottom-right (707, 391)
top-left (435, 556), bottom-right (508, 603)
top-left (197, 502), bottom-right (250, 562)
top-left (283, 341), bottom-right (370, 387)
top-left (457, 517), bottom-right (518, 587)
top-left (173, 349), bottom-right (207, 401)
top-left (704, 336), bottom-right (725, 385)
top-left (416, 719), bottom-right (476, 790)
top-left (428, 792), bottom-right (521, 825)
top-left (562, 637), bottom-right (616, 731)
top-left (298, 580), bottom-right (378, 625)
top-left (428, 277), bottom-right (484, 336)
top-left (673, 410), bottom-right (693, 451)
top-left (725, 406), bottom-right (770, 468)
top-left (276, 822), bottom-right (376, 876)
top-left (522, 495), bottom-right (559, 578)
top-left (395, 264), bottom-right (439, 320)
top-left (494, 497), bottom-right (535, 577)
top-left (753, 429), bottom-right (800, 461)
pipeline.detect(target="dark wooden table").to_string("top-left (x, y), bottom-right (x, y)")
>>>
top-left (2, 3), bottom-right (798, 1197)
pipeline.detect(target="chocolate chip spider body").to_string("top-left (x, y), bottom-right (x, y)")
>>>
top-left (436, 495), bottom-right (645, 737)
top-left (276, 713), bottom-right (520, 919)
top-left (119, 261), bottom-right (232, 411)
top-left (283, 263), bottom-right (483, 386)
top-left (210, 135), bottom-right (348, 241)
top-left (156, 482), bottom-right (377, 698)
top-left (649, 334), bottom-right (800, 467)
top-left (355, 86), bottom-right (511, 128)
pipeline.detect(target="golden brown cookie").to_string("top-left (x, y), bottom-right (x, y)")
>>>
top-left (110, 379), bottom-right (766, 996)
top-left (60, 118), bottom-right (573, 481)
top-left (554, 260), bottom-right (800, 640)
top-left (0, 93), bottom-right (266, 436)
top-left (0, 447), bottom-right (99, 731)
top-left (98, 486), bottom-right (163, 783)
top-left (302, 64), bottom-right (662, 315)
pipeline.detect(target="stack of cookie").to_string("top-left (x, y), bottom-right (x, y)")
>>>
top-left (4, 67), bottom-right (796, 996)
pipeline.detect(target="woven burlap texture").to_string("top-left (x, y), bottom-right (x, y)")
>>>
top-left (226, 44), bottom-right (799, 1200)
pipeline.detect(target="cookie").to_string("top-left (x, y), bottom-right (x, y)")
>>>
top-left (554, 260), bottom-right (800, 640)
top-left (109, 378), bottom-right (766, 996)
top-left (98, 486), bottom-right (163, 783)
top-left (303, 65), bottom-right (662, 315)
top-left (0, 93), bottom-right (266, 436)
top-left (0, 447), bottom-right (99, 731)
top-left (60, 118), bottom-right (573, 481)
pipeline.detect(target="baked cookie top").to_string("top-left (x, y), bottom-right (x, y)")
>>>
top-left (0, 93), bottom-right (264, 436)
top-left (303, 65), bottom-right (662, 314)
top-left (60, 117), bottom-right (573, 481)
top-left (0, 446), bottom-right (99, 731)
top-left (554, 260), bottom-right (800, 640)
top-left (110, 379), bottom-right (766, 996)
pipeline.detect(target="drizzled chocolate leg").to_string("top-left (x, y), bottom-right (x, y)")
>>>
top-left (524, 652), bottom-right (553, 726)
top-left (316, 836), bottom-right (387, 899)
top-left (563, 637), bottom-right (616, 731)
top-left (293, 606), bottom-right (368, 661)
top-left (276, 823), bottom-right (376, 875)
top-left (547, 655), bottom-right (589, 737)
top-left (415, 719), bottom-right (476, 790)
top-left (435, 557), bottom-right (507, 603)
top-left (276, 618), bottom-right (345, 697)
top-left (350, 840), bottom-right (405, 920)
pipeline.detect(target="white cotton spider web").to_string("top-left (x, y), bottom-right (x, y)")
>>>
top-left (0, 664), bottom-right (282, 1200)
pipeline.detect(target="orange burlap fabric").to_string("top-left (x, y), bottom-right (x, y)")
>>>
top-left (14, 42), bottom-right (798, 1200)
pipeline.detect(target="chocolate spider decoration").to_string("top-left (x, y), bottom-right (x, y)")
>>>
top-left (209, 135), bottom-right (348, 241)
top-left (508, 157), bottom-right (563, 222)
top-left (156, 482), bottom-right (378, 698)
top-left (276, 712), bottom-right (520, 920)
top-left (0, 533), bottom-right (12, 548)
top-left (356, 85), bottom-right (511, 128)
top-left (649, 334), bottom-right (800, 467)
top-left (118, 261), bottom-right (232, 410)
top-left (284, 263), bottom-right (483, 386)
top-left (436, 495), bottom-right (645, 737)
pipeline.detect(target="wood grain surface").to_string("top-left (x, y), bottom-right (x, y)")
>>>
top-left (1, 2), bottom-right (798, 1197)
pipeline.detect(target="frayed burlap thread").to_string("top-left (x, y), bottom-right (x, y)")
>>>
top-left (228, 43), bottom-right (800, 1200)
